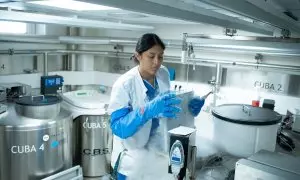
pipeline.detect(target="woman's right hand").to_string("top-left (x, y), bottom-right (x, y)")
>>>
top-left (143, 92), bottom-right (182, 119)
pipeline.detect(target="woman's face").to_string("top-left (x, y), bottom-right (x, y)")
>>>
top-left (137, 44), bottom-right (164, 76)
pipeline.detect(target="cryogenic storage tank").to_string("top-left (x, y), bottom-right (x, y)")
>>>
top-left (61, 90), bottom-right (112, 177)
top-left (0, 95), bottom-right (72, 180)
top-left (212, 104), bottom-right (282, 157)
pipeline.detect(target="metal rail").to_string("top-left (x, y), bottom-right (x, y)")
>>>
top-left (0, 49), bottom-right (300, 72)
top-left (1, 34), bottom-right (300, 56)
top-left (185, 34), bottom-right (300, 43)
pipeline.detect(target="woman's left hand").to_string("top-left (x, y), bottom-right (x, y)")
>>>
top-left (188, 97), bottom-right (205, 117)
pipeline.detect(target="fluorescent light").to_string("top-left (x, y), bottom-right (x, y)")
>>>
top-left (213, 9), bottom-right (254, 23)
top-left (0, 10), bottom-right (154, 31)
top-left (28, 0), bottom-right (120, 11)
top-left (0, 21), bottom-right (27, 34)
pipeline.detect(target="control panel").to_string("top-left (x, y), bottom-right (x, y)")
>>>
top-left (41, 75), bottom-right (64, 95)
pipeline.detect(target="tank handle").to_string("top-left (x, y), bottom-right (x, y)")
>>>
top-left (31, 95), bottom-right (45, 101)
top-left (242, 105), bottom-right (251, 116)
top-left (104, 103), bottom-right (109, 114)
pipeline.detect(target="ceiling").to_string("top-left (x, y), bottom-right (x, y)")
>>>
top-left (274, 0), bottom-right (300, 14)
top-left (0, 0), bottom-right (299, 36)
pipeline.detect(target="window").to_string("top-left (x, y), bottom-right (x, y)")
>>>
top-left (0, 21), bottom-right (27, 34)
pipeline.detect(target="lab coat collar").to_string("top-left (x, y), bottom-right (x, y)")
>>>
top-left (133, 66), bottom-right (165, 102)
top-left (133, 66), bottom-right (148, 101)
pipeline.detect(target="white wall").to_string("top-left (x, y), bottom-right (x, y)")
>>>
top-left (0, 55), bottom-right (33, 75)
top-left (0, 24), bottom-right (67, 75)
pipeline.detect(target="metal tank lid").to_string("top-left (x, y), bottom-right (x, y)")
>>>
top-left (15, 95), bottom-right (61, 106)
top-left (0, 103), bottom-right (70, 130)
top-left (61, 90), bottom-right (110, 109)
top-left (212, 104), bottom-right (282, 125)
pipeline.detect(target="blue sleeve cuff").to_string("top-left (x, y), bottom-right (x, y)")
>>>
top-left (110, 107), bottom-right (148, 139)
top-left (188, 97), bottom-right (205, 117)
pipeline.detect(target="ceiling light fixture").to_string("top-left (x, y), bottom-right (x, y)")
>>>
top-left (0, 10), bottom-right (154, 31)
top-left (28, 0), bottom-right (120, 11)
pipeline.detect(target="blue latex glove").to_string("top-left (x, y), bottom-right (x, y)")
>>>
top-left (188, 97), bottom-right (205, 116)
top-left (110, 92), bottom-right (182, 139)
top-left (143, 92), bottom-right (182, 119)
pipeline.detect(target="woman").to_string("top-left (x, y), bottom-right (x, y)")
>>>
top-left (109, 33), bottom-right (205, 180)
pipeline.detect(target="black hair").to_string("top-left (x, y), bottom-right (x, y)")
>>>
top-left (131, 33), bottom-right (165, 64)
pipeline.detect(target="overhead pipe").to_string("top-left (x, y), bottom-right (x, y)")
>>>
top-left (1, 44), bottom-right (299, 57)
top-left (1, 34), bottom-right (300, 55)
top-left (181, 33), bottom-right (188, 64)
top-left (2, 34), bottom-right (300, 56)
top-left (165, 57), bottom-right (300, 72)
top-left (182, 34), bottom-right (300, 56)
top-left (0, 49), bottom-right (46, 55)
top-left (6, 33), bottom-right (300, 44)
top-left (185, 34), bottom-right (300, 43)
top-left (56, 34), bottom-right (300, 44)
top-left (43, 52), bottom-right (48, 76)
top-left (0, 49), bottom-right (300, 72)
top-left (67, 45), bottom-right (77, 71)
top-left (33, 56), bottom-right (38, 72)
top-left (0, 35), bottom-right (59, 44)
top-left (66, 27), bottom-right (79, 71)
top-left (213, 63), bottom-right (222, 106)
top-left (215, 63), bottom-right (222, 88)
top-left (0, 49), bottom-right (115, 55)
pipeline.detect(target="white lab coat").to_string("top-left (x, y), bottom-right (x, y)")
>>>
top-left (109, 66), bottom-right (175, 180)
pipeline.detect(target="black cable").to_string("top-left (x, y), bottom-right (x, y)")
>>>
top-left (277, 132), bottom-right (295, 152)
